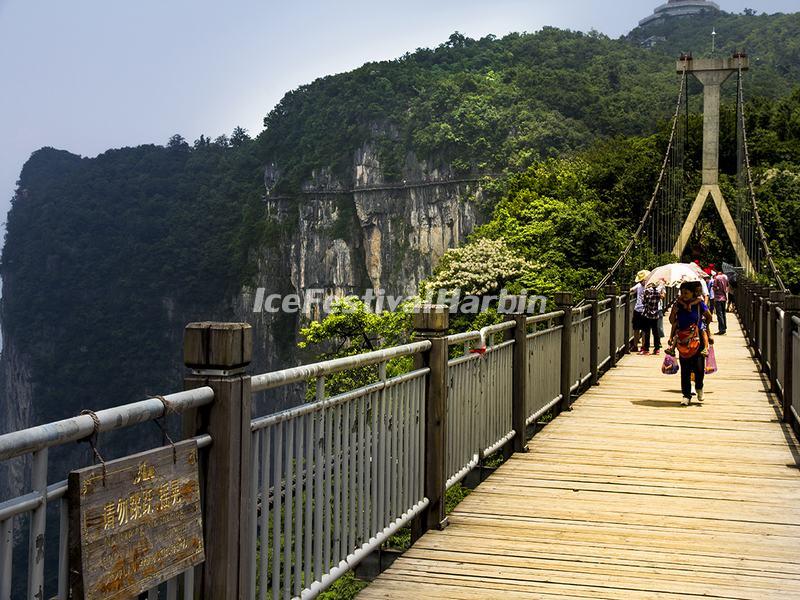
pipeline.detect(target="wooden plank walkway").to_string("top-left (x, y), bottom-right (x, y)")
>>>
top-left (360, 313), bottom-right (800, 599)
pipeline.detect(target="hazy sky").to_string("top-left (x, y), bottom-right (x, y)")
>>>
top-left (0, 0), bottom-right (796, 230)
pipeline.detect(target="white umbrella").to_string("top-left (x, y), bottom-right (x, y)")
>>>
top-left (644, 263), bottom-right (704, 288)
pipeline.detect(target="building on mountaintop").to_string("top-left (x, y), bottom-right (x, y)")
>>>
top-left (639, 0), bottom-right (722, 27)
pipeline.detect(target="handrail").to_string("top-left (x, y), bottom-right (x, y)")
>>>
top-left (0, 387), bottom-right (215, 461)
top-left (526, 310), bottom-right (565, 325)
top-left (251, 341), bottom-right (431, 392)
top-left (445, 321), bottom-right (515, 346)
top-left (251, 368), bottom-right (428, 430)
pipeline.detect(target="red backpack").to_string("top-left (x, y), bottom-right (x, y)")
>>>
top-left (676, 303), bottom-right (702, 359)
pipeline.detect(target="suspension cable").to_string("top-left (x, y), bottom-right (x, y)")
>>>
top-left (593, 66), bottom-right (687, 291)
top-left (736, 61), bottom-right (786, 292)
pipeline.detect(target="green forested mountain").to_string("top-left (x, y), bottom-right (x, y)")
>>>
top-left (2, 11), bottom-right (799, 434)
top-left (260, 11), bottom-right (799, 189)
top-left (628, 10), bottom-right (800, 96)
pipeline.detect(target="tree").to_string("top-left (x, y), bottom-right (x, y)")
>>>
top-left (298, 297), bottom-right (412, 396)
top-left (166, 133), bottom-right (188, 149)
top-left (213, 134), bottom-right (230, 147)
top-left (230, 126), bottom-right (251, 147)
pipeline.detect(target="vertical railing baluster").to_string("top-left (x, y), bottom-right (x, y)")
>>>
top-left (271, 421), bottom-right (283, 600)
top-left (27, 448), bottom-right (47, 599)
top-left (57, 497), bottom-right (69, 599)
top-left (304, 412), bottom-right (313, 590)
top-left (1, 517), bottom-right (12, 600)
top-left (333, 403), bottom-right (342, 566)
top-left (557, 293), bottom-right (574, 413)
top-left (314, 377), bottom-right (324, 581)
top-left (260, 427), bottom-right (271, 600)
top-left (250, 430), bottom-right (259, 600)
top-left (294, 415), bottom-right (303, 597)
top-left (323, 388), bottom-right (332, 573)
top-left (371, 375), bottom-right (379, 537)
top-left (166, 576), bottom-right (178, 600)
top-left (340, 402), bottom-right (348, 563)
top-left (357, 394), bottom-right (366, 547)
top-left (377, 379), bottom-right (386, 534)
top-left (347, 397), bottom-right (356, 556)
top-left (400, 379), bottom-right (407, 515)
top-left (391, 383), bottom-right (400, 520)
top-left (183, 568), bottom-right (194, 600)
top-left (283, 419), bottom-right (294, 598)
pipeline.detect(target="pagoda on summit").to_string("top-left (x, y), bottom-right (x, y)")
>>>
top-left (639, 0), bottom-right (721, 27)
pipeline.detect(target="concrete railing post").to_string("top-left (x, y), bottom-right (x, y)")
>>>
top-left (585, 289), bottom-right (600, 385)
top-left (183, 322), bottom-right (253, 599)
top-left (782, 296), bottom-right (800, 426)
top-left (605, 285), bottom-right (619, 368)
top-left (556, 292), bottom-right (574, 413)
top-left (411, 305), bottom-right (449, 541)
top-left (511, 299), bottom-right (530, 454)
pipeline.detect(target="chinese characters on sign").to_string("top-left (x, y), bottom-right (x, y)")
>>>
top-left (68, 440), bottom-right (204, 600)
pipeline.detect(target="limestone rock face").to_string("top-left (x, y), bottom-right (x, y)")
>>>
top-left (0, 332), bottom-right (32, 500)
top-left (240, 144), bottom-right (485, 416)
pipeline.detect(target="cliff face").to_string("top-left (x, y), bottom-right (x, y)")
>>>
top-left (0, 323), bottom-right (33, 501)
top-left (240, 145), bottom-right (484, 416)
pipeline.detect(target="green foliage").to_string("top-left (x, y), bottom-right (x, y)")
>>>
top-left (2, 135), bottom-right (267, 424)
top-left (477, 158), bottom-right (631, 295)
top-left (318, 572), bottom-right (368, 600)
top-left (297, 298), bottom-right (412, 397)
top-left (444, 483), bottom-right (472, 514)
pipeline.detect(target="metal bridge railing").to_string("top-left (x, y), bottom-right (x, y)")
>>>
top-left (0, 290), bottom-right (638, 600)
top-left (0, 388), bottom-right (214, 600)
top-left (525, 312), bottom-right (565, 425)
top-left (445, 321), bottom-right (516, 489)
top-left (570, 304), bottom-right (593, 393)
top-left (735, 281), bottom-right (800, 437)
top-left (248, 342), bottom-right (430, 600)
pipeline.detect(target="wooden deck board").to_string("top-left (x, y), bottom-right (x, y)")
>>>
top-left (360, 314), bottom-right (800, 599)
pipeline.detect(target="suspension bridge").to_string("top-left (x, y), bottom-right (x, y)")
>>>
top-left (0, 54), bottom-right (798, 600)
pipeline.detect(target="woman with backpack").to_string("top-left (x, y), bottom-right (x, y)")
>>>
top-left (666, 282), bottom-right (714, 406)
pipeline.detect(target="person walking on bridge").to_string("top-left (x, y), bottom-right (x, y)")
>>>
top-left (667, 282), bottom-right (714, 406)
top-left (711, 270), bottom-right (729, 335)
top-left (630, 270), bottom-right (650, 352)
top-left (640, 282), bottom-right (662, 355)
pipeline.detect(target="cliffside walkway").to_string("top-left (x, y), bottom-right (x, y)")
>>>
top-left (361, 313), bottom-right (800, 599)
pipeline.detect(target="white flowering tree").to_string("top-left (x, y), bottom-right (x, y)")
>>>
top-left (420, 238), bottom-right (535, 297)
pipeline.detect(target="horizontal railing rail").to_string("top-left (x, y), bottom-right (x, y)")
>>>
top-left (251, 342), bottom-right (431, 392)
